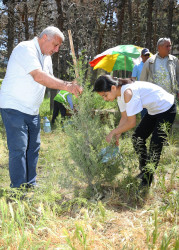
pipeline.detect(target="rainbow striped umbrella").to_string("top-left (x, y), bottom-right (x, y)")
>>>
top-left (89, 45), bottom-right (144, 72)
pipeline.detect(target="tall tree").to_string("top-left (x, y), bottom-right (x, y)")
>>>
top-left (116, 0), bottom-right (126, 45)
top-left (50, 0), bottom-right (65, 111)
top-left (24, 2), bottom-right (29, 40)
top-left (3, 0), bottom-right (15, 59)
top-left (127, 0), bottom-right (133, 43)
top-left (136, 0), bottom-right (141, 46)
top-left (167, 0), bottom-right (175, 39)
top-left (34, 0), bottom-right (42, 36)
top-left (146, 0), bottom-right (154, 50)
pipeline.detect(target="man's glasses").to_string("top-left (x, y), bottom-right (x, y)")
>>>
top-left (144, 54), bottom-right (150, 57)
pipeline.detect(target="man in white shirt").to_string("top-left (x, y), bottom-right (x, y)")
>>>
top-left (0, 26), bottom-right (82, 189)
top-left (140, 38), bottom-right (179, 98)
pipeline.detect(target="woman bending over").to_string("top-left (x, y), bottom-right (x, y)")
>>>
top-left (93, 75), bottom-right (176, 187)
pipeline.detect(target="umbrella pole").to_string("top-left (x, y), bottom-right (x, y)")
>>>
top-left (124, 56), bottom-right (126, 78)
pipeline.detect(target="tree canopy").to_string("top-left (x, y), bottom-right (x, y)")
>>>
top-left (0, 0), bottom-right (178, 77)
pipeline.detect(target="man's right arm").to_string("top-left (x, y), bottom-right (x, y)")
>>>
top-left (30, 69), bottom-right (82, 97)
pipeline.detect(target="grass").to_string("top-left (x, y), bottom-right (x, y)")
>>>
top-left (0, 68), bottom-right (6, 79)
top-left (0, 79), bottom-right (3, 87)
top-left (0, 96), bottom-right (178, 249)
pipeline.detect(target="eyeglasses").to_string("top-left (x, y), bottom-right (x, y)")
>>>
top-left (144, 54), bottom-right (150, 57)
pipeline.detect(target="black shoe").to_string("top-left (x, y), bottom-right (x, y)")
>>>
top-left (140, 172), bottom-right (153, 188)
top-left (136, 171), bottom-right (153, 188)
top-left (136, 172), bottom-right (145, 180)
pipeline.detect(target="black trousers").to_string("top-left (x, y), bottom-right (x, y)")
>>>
top-left (132, 103), bottom-right (176, 173)
top-left (51, 100), bottom-right (66, 124)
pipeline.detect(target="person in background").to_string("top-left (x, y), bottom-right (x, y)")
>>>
top-left (132, 48), bottom-right (150, 81)
top-left (0, 26), bottom-right (82, 189)
top-left (51, 90), bottom-right (74, 125)
top-left (93, 75), bottom-right (176, 188)
top-left (132, 48), bottom-right (150, 118)
top-left (140, 38), bottom-right (179, 99)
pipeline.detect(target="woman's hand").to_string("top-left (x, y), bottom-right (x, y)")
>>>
top-left (115, 133), bottom-right (121, 146)
top-left (106, 131), bottom-right (114, 143)
top-left (106, 129), bottom-right (121, 145)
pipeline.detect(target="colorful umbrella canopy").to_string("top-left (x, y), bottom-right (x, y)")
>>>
top-left (89, 45), bottom-right (144, 72)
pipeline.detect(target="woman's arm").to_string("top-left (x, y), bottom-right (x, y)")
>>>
top-left (106, 111), bottom-right (136, 144)
top-left (106, 88), bottom-right (136, 144)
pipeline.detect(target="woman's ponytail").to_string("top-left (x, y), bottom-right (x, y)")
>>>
top-left (117, 78), bottom-right (134, 86)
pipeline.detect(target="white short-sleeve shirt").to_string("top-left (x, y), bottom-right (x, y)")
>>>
top-left (0, 37), bottom-right (53, 115)
top-left (117, 81), bottom-right (174, 116)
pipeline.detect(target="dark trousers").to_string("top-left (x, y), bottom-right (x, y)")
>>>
top-left (51, 100), bottom-right (66, 124)
top-left (141, 108), bottom-right (147, 118)
top-left (132, 104), bottom-right (176, 173)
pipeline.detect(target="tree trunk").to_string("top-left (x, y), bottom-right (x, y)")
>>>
top-left (96, 9), bottom-right (109, 54)
top-left (153, 4), bottom-right (158, 53)
top-left (146, 0), bottom-right (154, 50)
top-left (34, 0), bottom-right (42, 36)
top-left (7, 0), bottom-right (15, 59)
top-left (50, 0), bottom-right (64, 111)
top-left (24, 2), bottom-right (29, 40)
top-left (128, 0), bottom-right (132, 43)
top-left (116, 0), bottom-right (126, 44)
top-left (136, 0), bottom-right (141, 45)
top-left (167, 0), bottom-right (174, 39)
top-left (50, 53), bottom-right (59, 111)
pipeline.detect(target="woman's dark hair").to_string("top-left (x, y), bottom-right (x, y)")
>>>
top-left (93, 75), bottom-right (134, 92)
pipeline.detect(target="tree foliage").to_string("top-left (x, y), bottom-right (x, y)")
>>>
top-left (0, 0), bottom-right (178, 84)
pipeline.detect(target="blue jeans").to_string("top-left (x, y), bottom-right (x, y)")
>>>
top-left (0, 109), bottom-right (40, 188)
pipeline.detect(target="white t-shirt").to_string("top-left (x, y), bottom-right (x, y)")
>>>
top-left (117, 81), bottom-right (174, 116)
top-left (0, 37), bottom-right (53, 115)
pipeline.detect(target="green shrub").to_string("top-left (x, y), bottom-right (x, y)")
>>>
top-left (62, 82), bottom-right (123, 195)
top-left (60, 55), bottom-right (124, 195)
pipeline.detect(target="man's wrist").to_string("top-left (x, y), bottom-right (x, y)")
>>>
top-left (62, 81), bottom-right (73, 93)
top-left (63, 80), bottom-right (68, 85)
